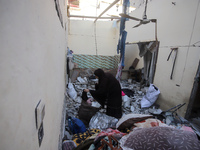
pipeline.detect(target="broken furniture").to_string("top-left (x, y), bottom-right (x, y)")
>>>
top-left (98, 135), bottom-right (122, 150)
top-left (157, 103), bottom-right (186, 125)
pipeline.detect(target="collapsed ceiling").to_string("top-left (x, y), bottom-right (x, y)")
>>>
top-left (68, 0), bottom-right (142, 20)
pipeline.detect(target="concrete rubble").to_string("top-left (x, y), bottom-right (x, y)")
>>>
top-left (63, 69), bottom-right (200, 150)
top-left (66, 74), bottom-right (162, 119)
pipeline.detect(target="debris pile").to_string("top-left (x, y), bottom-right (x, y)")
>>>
top-left (62, 69), bottom-right (200, 150)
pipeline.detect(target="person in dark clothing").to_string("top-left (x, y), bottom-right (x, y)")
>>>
top-left (84, 69), bottom-right (122, 119)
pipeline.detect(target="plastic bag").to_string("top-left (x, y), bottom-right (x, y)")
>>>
top-left (122, 95), bottom-right (131, 108)
top-left (141, 84), bottom-right (160, 108)
top-left (68, 56), bottom-right (74, 70)
top-left (89, 112), bottom-right (118, 130)
top-left (68, 83), bottom-right (77, 100)
top-left (91, 101), bottom-right (101, 108)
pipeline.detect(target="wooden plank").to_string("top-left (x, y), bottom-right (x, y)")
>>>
top-left (94, 0), bottom-right (120, 23)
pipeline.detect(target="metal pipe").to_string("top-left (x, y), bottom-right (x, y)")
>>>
top-left (69, 15), bottom-right (120, 20)
top-left (170, 48), bottom-right (178, 80)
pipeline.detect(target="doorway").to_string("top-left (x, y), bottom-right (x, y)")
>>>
top-left (185, 61), bottom-right (200, 130)
top-left (124, 40), bottom-right (159, 85)
top-left (137, 41), bottom-right (159, 85)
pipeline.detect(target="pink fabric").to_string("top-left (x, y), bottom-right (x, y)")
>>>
top-left (122, 91), bottom-right (125, 96)
top-left (116, 60), bottom-right (123, 81)
top-left (86, 98), bottom-right (93, 105)
top-left (134, 118), bottom-right (169, 128)
top-left (180, 125), bottom-right (195, 133)
top-left (95, 128), bottom-right (126, 141)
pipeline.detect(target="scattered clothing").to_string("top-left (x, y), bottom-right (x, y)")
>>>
top-left (68, 117), bottom-right (86, 134)
top-left (64, 70), bottom-right (200, 150)
top-left (94, 128), bottom-right (126, 142)
top-left (62, 140), bottom-right (76, 150)
top-left (134, 118), bottom-right (169, 128)
top-left (72, 129), bottom-right (101, 146)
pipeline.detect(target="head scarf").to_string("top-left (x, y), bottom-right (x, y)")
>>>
top-left (94, 69), bottom-right (105, 83)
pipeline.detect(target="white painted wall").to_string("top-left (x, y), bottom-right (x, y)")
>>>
top-left (68, 20), bottom-right (119, 56)
top-left (123, 44), bottom-right (144, 70)
top-left (125, 0), bottom-right (200, 117)
top-left (67, 0), bottom-right (200, 117)
top-left (0, 0), bottom-right (67, 149)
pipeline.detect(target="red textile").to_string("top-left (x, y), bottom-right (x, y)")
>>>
top-left (95, 128), bottom-right (126, 141)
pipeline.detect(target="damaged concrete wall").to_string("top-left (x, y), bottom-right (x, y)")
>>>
top-left (68, 20), bottom-right (119, 56)
top-left (125, 0), bottom-right (200, 117)
top-left (0, 0), bottom-right (68, 149)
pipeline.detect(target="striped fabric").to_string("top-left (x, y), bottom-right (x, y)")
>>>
top-left (73, 54), bottom-right (120, 69)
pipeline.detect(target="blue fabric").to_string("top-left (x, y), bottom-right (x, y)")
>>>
top-left (68, 117), bottom-right (86, 134)
top-left (119, 17), bottom-right (126, 36)
top-left (117, 0), bottom-right (129, 67)
top-left (120, 31), bottom-right (127, 67)
top-left (123, 0), bottom-right (130, 13)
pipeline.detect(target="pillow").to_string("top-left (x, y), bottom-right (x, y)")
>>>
top-left (120, 126), bottom-right (200, 150)
top-left (134, 118), bottom-right (169, 128)
top-left (116, 114), bottom-right (153, 130)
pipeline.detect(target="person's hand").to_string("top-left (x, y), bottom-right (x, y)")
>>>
top-left (87, 98), bottom-right (92, 105)
top-left (84, 89), bottom-right (89, 92)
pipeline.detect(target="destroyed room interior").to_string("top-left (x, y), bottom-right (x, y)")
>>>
top-left (0, 0), bottom-right (200, 150)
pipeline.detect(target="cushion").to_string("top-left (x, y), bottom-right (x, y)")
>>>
top-left (120, 126), bottom-right (200, 150)
top-left (134, 118), bottom-right (169, 128)
top-left (116, 114), bottom-right (153, 130)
